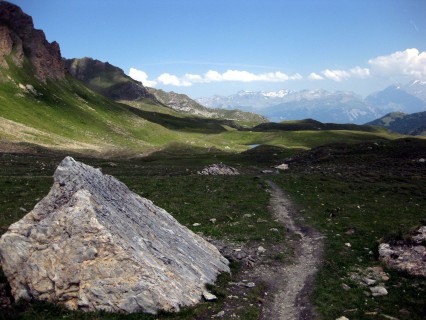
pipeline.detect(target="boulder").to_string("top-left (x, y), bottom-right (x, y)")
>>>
top-left (379, 226), bottom-right (426, 277)
top-left (0, 157), bottom-right (229, 313)
top-left (197, 163), bottom-right (239, 175)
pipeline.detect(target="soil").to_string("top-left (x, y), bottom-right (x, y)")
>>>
top-left (257, 181), bottom-right (324, 320)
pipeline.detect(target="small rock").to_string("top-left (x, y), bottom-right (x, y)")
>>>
top-left (202, 291), bottom-right (217, 301)
top-left (209, 218), bottom-right (217, 224)
top-left (245, 282), bottom-right (255, 288)
top-left (19, 207), bottom-right (26, 212)
top-left (380, 314), bottom-right (399, 320)
top-left (270, 228), bottom-right (279, 232)
top-left (341, 283), bottom-right (351, 291)
top-left (418, 158), bottom-right (425, 163)
top-left (345, 243), bottom-right (351, 247)
top-left (370, 286), bottom-right (388, 297)
top-left (335, 317), bottom-right (349, 320)
top-left (236, 251), bottom-right (247, 260)
top-left (193, 223), bottom-right (201, 227)
top-left (257, 246), bottom-right (266, 253)
top-left (275, 163), bottom-right (289, 170)
top-left (243, 214), bottom-right (252, 218)
top-left (213, 310), bottom-right (225, 317)
top-left (363, 278), bottom-right (376, 286)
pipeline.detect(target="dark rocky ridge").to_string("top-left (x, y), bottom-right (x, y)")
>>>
top-left (0, 1), bottom-right (65, 82)
top-left (65, 57), bottom-right (154, 101)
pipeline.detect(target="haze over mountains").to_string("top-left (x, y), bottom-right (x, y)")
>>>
top-left (197, 82), bottom-right (426, 124)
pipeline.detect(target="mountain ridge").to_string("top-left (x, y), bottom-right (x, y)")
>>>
top-left (197, 82), bottom-right (426, 124)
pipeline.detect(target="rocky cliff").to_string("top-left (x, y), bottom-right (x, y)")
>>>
top-left (0, 1), bottom-right (65, 82)
top-left (66, 57), bottom-right (153, 101)
top-left (0, 157), bottom-right (229, 313)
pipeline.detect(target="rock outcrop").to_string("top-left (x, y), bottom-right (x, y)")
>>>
top-left (0, 157), bottom-right (229, 313)
top-left (197, 163), bottom-right (240, 175)
top-left (379, 226), bottom-right (426, 277)
top-left (0, 1), bottom-right (65, 81)
top-left (65, 57), bottom-right (153, 101)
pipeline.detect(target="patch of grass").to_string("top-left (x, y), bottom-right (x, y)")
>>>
top-left (271, 158), bottom-right (426, 319)
top-left (0, 152), bottom-right (277, 319)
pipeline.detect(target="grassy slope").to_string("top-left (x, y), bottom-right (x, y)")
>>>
top-left (0, 139), bottom-right (425, 319)
top-left (0, 58), bottom-right (404, 156)
top-left (271, 139), bottom-right (426, 319)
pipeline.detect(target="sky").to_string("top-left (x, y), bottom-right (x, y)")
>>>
top-left (9, 0), bottom-right (426, 98)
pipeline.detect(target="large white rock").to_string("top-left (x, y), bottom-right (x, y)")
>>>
top-left (0, 157), bottom-right (229, 313)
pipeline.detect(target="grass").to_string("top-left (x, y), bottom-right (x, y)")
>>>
top-left (0, 152), bottom-right (279, 319)
top-left (0, 138), bottom-right (425, 319)
top-left (270, 139), bottom-right (426, 319)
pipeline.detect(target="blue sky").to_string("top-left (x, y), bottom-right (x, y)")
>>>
top-left (10, 0), bottom-right (426, 98)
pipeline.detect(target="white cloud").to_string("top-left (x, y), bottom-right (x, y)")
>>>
top-left (349, 66), bottom-right (370, 78)
top-left (308, 72), bottom-right (324, 80)
top-left (322, 69), bottom-right (351, 82)
top-left (321, 67), bottom-right (370, 82)
top-left (153, 69), bottom-right (302, 87)
top-left (368, 48), bottom-right (426, 79)
top-left (128, 68), bottom-right (157, 87)
top-left (157, 73), bottom-right (192, 87)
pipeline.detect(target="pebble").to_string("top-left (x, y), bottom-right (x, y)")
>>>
top-left (370, 286), bottom-right (388, 296)
top-left (212, 310), bottom-right (225, 317)
top-left (257, 246), bottom-right (266, 253)
top-left (345, 243), bottom-right (351, 247)
top-left (192, 223), bottom-right (201, 226)
top-left (245, 282), bottom-right (256, 288)
top-left (341, 283), bottom-right (351, 291)
top-left (202, 291), bottom-right (217, 301)
top-left (336, 317), bottom-right (349, 320)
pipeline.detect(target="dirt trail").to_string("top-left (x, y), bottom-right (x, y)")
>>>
top-left (259, 181), bottom-right (324, 320)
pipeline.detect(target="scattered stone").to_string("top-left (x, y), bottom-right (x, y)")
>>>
top-left (213, 310), bottom-right (225, 318)
top-left (363, 278), bottom-right (376, 286)
top-left (245, 282), bottom-right (256, 288)
top-left (0, 157), bottom-right (229, 314)
top-left (197, 163), bottom-right (239, 175)
top-left (380, 314), bottom-right (399, 320)
top-left (209, 218), bottom-right (217, 224)
top-left (243, 214), bottom-right (252, 218)
top-left (202, 291), bottom-right (217, 301)
top-left (19, 207), bottom-right (26, 212)
top-left (345, 242), bottom-right (351, 247)
top-left (341, 283), bottom-right (351, 291)
top-left (257, 246), bottom-right (266, 253)
top-left (336, 317), bottom-right (349, 320)
top-left (193, 223), bottom-right (201, 227)
top-left (270, 228), bottom-right (279, 232)
top-left (418, 158), bottom-right (425, 163)
top-left (379, 226), bottom-right (426, 277)
top-left (275, 163), bottom-right (289, 170)
top-left (261, 169), bottom-right (276, 174)
top-left (370, 286), bottom-right (388, 297)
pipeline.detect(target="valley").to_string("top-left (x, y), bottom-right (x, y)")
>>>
top-left (0, 2), bottom-right (425, 320)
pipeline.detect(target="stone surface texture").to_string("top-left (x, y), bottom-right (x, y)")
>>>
top-left (0, 157), bottom-right (229, 313)
top-left (379, 226), bottom-right (426, 277)
top-left (0, 2), bottom-right (65, 81)
top-left (197, 163), bottom-right (240, 175)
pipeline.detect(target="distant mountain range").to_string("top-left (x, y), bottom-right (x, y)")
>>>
top-left (66, 57), bottom-right (267, 124)
top-left (197, 82), bottom-right (426, 124)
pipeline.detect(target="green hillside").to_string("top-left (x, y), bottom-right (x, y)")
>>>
top-left (367, 111), bottom-right (426, 136)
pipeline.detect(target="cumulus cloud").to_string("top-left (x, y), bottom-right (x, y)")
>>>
top-left (157, 73), bottom-right (192, 86)
top-left (308, 72), bottom-right (324, 80)
top-left (368, 48), bottom-right (426, 79)
top-left (321, 67), bottom-right (370, 82)
top-left (154, 69), bottom-right (302, 86)
top-left (128, 68), bottom-right (157, 87)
